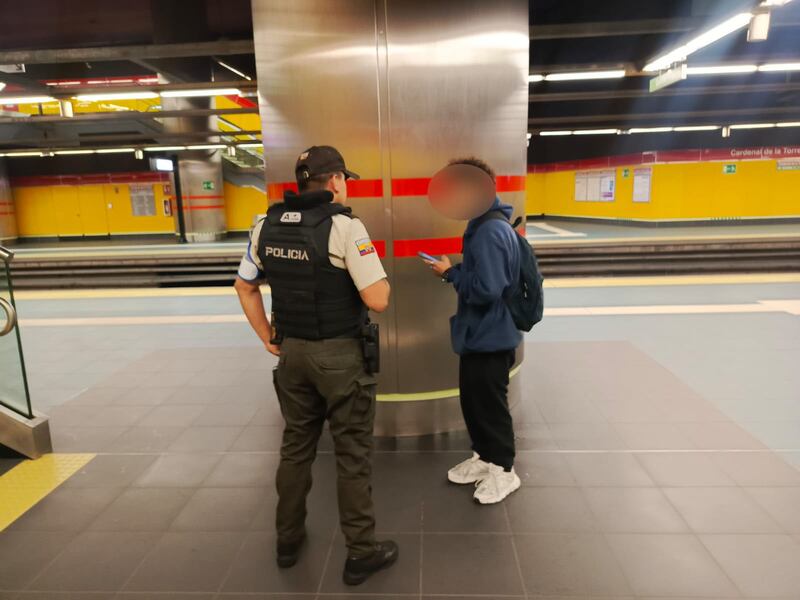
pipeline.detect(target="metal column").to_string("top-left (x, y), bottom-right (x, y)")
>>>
top-left (252, 0), bottom-right (529, 435)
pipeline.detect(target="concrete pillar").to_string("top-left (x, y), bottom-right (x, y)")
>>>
top-left (0, 160), bottom-right (17, 243)
top-left (252, 0), bottom-right (529, 435)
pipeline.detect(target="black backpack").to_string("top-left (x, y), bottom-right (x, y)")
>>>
top-left (474, 211), bottom-right (544, 331)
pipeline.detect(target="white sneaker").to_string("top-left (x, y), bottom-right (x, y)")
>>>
top-left (473, 464), bottom-right (521, 505)
top-left (447, 452), bottom-right (490, 484)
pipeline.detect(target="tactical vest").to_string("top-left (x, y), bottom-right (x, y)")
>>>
top-left (257, 191), bottom-right (367, 340)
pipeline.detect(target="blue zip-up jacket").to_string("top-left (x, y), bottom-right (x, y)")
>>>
top-left (446, 197), bottom-right (522, 355)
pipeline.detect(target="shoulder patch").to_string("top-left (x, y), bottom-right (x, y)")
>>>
top-left (355, 237), bottom-right (376, 256)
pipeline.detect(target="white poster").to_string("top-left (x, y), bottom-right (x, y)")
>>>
top-left (574, 172), bottom-right (588, 201)
top-left (130, 184), bottom-right (156, 217)
top-left (632, 167), bottom-right (652, 203)
top-left (575, 169), bottom-right (615, 202)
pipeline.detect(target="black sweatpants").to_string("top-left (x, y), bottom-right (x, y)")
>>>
top-left (458, 349), bottom-right (516, 470)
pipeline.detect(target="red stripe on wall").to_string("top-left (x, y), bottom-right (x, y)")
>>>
top-left (495, 175), bottom-right (526, 192)
top-left (183, 195), bottom-right (224, 200)
top-left (11, 172), bottom-right (170, 187)
top-left (528, 145), bottom-right (800, 173)
top-left (393, 237), bottom-right (462, 258)
top-left (373, 240), bottom-right (387, 258)
top-left (347, 179), bottom-right (383, 197)
top-left (392, 178), bottom-right (430, 197)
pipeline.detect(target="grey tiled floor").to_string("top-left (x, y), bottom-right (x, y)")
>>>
top-left (2, 282), bottom-right (800, 598)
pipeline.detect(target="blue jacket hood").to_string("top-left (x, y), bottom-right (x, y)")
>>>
top-left (464, 197), bottom-right (514, 235)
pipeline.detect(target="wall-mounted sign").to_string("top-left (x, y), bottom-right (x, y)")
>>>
top-left (777, 159), bottom-right (800, 171)
top-left (632, 167), bottom-right (652, 203)
top-left (575, 170), bottom-right (616, 202)
top-left (722, 164), bottom-right (737, 175)
top-left (622, 168), bottom-right (631, 178)
top-left (201, 180), bottom-right (215, 191)
top-left (130, 184), bottom-right (156, 216)
top-left (163, 199), bottom-right (173, 217)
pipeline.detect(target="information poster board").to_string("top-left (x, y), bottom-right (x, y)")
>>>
top-left (575, 170), bottom-right (616, 202)
top-left (130, 184), bottom-right (156, 217)
top-left (632, 167), bottom-right (652, 203)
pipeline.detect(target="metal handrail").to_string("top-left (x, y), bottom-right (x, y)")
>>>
top-left (0, 245), bottom-right (13, 264)
top-left (0, 297), bottom-right (16, 336)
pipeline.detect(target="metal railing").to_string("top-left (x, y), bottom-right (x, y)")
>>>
top-left (0, 245), bottom-right (34, 419)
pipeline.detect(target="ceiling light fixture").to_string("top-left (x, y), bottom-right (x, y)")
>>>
top-left (628, 127), bottom-right (674, 133)
top-left (186, 144), bottom-right (226, 150)
top-left (572, 128), bottom-right (620, 135)
top-left (686, 64), bottom-right (758, 75)
top-left (644, 12), bottom-right (753, 72)
top-left (237, 142), bottom-right (263, 148)
top-left (758, 62), bottom-right (800, 71)
top-left (144, 146), bottom-right (186, 152)
top-left (216, 59), bottom-right (253, 81)
top-left (544, 70), bottom-right (626, 81)
top-left (161, 88), bottom-right (241, 98)
top-left (760, 0), bottom-right (793, 6)
top-left (75, 92), bottom-right (159, 101)
top-left (539, 130), bottom-right (573, 136)
top-left (54, 149), bottom-right (96, 155)
top-left (776, 122), bottom-right (800, 127)
top-left (729, 123), bottom-right (775, 129)
top-left (528, 74), bottom-right (544, 82)
top-left (95, 148), bottom-right (136, 153)
top-left (0, 96), bottom-right (56, 105)
top-left (5, 151), bottom-right (41, 157)
top-left (674, 125), bottom-right (721, 131)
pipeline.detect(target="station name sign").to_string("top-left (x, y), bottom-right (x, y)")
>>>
top-left (701, 146), bottom-right (800, 161)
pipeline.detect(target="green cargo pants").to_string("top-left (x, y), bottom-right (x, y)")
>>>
top-left (273, 336), bottom-right (377, 558)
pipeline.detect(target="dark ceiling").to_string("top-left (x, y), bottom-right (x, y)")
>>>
top-left (0, 0), bottom-right (798, 165)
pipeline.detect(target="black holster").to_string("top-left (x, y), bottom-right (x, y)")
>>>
top-left (360, 322), bottom-right (380, 374)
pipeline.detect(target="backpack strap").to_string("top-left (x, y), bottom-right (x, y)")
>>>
top-left (475, 210), bottom-right (523, 231)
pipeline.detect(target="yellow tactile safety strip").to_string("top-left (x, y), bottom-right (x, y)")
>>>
top-left (0, 453), bottom-right (95, 532)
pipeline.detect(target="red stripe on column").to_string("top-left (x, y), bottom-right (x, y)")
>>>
top-left (495, 175), bottom-right (526, 192)
top-left (393, 237), bottom-right (462, 258)
top-left (373, 240), bottom-right (387, 258)
top-left (182, 205), bottom-right (225, 211)
top-left (347, 179), bottom-right (383, 197)
top-left (392, 178), bottom-right (429, 197)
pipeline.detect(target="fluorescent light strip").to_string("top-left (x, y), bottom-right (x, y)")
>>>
top-left (686, 64), bottom-right (757, 75)
top-left (759, 62), bottom-right (800, 72)
top-left (75, 92), bottom-right (159, 101)
top-left (216, 59), bottom-right (253, 81)
top-left (573, 128), bottom-right (620, 135)
top-left (644, 12), bottom-right (753, 72)
top-left (237, 142), bottom-right (263, 148)
top-left (145, 146), bottom-right (186, 151)
top-left (0, 96), bottom-right (56, 105)
top-left (629, 127), bottom-right (673, 133)
top-left (674, 125), bottom-right (720, 131)
top-left (729, 123), bottom-right (775, 129)
top-left (161, 88), bottom-right (241, 98)
top-left (5, 151), bottom-right (41, 157)
top-left (186, 144), bottom-right (226, 150)
top-left (539, 130), bottom-right (573, 136)
top-left (95, 148), bottom-right (135, 153)
top-left (544, 70), bottom-right (626, 81)
top-left (761, 0), bottom-right (793, 6)
top-left (777, 122), bottom-right (800, 127)
top-left (528, 74), bottom-right (544, 82)
top-left (54, 149), bottom-right (96, 155)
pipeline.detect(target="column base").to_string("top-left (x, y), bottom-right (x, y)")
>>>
top-left (0, 405), bottom-right (52, 459)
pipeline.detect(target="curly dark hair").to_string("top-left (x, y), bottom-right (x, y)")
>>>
top-left (447, 157), bottom-right (496, 183)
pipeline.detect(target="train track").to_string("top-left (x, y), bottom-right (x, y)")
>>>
top-left (8, 237), bottom-right (800, 289)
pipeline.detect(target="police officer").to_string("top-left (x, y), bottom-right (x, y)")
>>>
top-left (234, 146), bottom-right (398, 586)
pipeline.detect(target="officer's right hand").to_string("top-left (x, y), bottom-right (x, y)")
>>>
top-left (266, 341), bottom-right (281, 356)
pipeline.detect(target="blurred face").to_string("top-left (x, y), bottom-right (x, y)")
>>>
top-left (428, 163), bottom-right (496, 220)
top-left (327, 172), bottom-right (348, 204)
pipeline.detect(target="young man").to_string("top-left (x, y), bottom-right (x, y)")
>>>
top-left (234, 146), bottom-right (398, 585)
top-left (426, 157), bottom-right (522, 505)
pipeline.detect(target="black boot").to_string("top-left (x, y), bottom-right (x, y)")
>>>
top-left (343, 540), bottom-right (399, 586)
top-left (276, 535), bottom-right (306, 568)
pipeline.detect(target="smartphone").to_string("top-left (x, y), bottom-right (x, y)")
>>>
top-left (417, 251), bottom-right (437, 262)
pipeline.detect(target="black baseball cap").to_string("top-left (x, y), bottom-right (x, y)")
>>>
top-left (295, 145), bottom-right (360, 183)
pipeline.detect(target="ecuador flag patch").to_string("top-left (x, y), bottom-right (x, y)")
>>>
top-left (355, 238), bottom-right (376, 256)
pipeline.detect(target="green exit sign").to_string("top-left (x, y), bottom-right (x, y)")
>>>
top-left (722, 164), bottom-right (737, 175)
top-left (202, 180), bottom-right (215, 191)
top-left (622, 168), bottom-right (630, 178)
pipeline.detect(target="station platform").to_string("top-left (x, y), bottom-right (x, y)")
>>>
top-left (2, 274), bottom-right (800, 598)
top-left (5, 220), bottom-right (800, 288)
